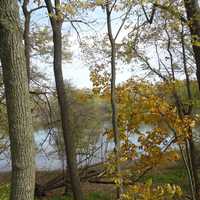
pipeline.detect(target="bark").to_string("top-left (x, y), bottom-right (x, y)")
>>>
top-left (44, 1), bottom-right (83, 199)
top-left (0, 1), bottom-right (35, 200)
top-left (183, 0), bottom-right (200, 90)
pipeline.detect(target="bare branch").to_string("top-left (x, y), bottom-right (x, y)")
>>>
top-left (141, 4), bottom-right (156, 24)
top-left (114, 4), bottom-right (133, 41)
top-left (30, 6), bottom-right (47, 14)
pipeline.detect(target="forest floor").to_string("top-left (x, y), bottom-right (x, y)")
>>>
top-left (0, 163), bottom-right (191, 200)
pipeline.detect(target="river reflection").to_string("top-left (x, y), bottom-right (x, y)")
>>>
top-left (0, 125), bottom-right (159, 171)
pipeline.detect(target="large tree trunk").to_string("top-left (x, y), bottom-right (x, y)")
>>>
top-left (44, 1), bottom-right (84, 199)
top-left (0, 1), bottom-right (35, 200)
top-left (183, 0), bottom-right (200, 90)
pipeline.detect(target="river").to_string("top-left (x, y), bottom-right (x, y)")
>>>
top-left (0, 125), bottom-right (165, 172)
top-left (0, 129), bottom-right (115, 172)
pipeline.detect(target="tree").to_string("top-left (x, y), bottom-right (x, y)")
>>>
top-left (136, 2), bottom-right (200, 198)
top-left (105, 2), bottom-right (123, 197)
top-left (22, 0), bottom-right (47, 84)
top-left (86, 1), bottom-right (199, 199)
top-left (0, 0), bottom-right (35, 200)
top-left (183, 0), bottom-right (200, 90)
top-left (44, 0), bottom-right (83, 199)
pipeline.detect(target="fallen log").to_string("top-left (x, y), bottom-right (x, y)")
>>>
top-left (35, 160), bottom-right (138, 197)
top-left (35, 162), bottom-right (106, 197)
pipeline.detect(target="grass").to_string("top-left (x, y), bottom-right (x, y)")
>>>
top-left (140, 165), bottom-right (189, 191)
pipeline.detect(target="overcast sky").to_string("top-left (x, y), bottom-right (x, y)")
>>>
top-left (28, 1), bottom-right (198, 89)
top-left (29, 4), bottom-right (139, 89)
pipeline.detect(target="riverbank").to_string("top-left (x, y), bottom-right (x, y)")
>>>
top-left (0, 162), bottom-right (190, 200)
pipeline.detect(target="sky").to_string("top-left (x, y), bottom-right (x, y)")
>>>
top-left (29, 3), bottom-right (137, 89)
top-left (27, 0), bottom-right (198, 89)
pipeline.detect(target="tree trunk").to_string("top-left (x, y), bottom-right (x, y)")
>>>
top-left (22, 0), bottom-right (31, 84)
top-left (181, 25), bottom-right (199, 199)
top-left (183, 0), bottom-right (200, 90)
top-left (183, 1), bottom-right (200, 196)
top-left (52, 24), bottom-right (84, 200)
top-left (0, 1), bottom-right (35, 200)
top-left (106, 3), bottom-right (123, 198)
top-left (187, 138), bottom-right (200, 200)
top-left (44, 1), bottom-right (84, 199)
